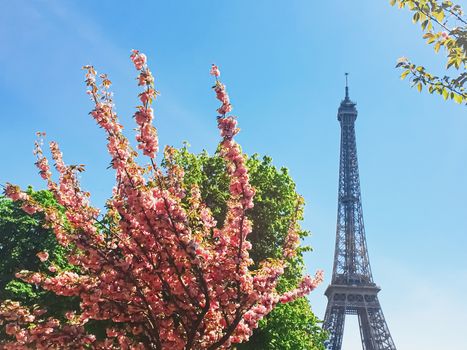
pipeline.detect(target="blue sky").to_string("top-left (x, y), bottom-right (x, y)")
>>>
top-left (1, 1), bottom-right (466, 348)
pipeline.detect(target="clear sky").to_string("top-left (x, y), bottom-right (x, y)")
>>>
top-left (0, 1), bottom-right (466, 349)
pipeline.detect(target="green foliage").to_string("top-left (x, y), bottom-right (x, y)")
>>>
top-left (0, 190), bottom-right (113, 340)
top-left (0, 189), bottom-right (79, 319)
top-left (246, 298), bottom-right (327, 350)
top-left (170, 144), bottom-right (326, 350)
top-left (391, 0), bottom-right (467, 104)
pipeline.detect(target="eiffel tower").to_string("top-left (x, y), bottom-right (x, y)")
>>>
top-left (323, 75), bottom-right (396, 350)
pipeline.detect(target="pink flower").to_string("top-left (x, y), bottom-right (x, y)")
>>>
top-left (5, 323), bottom-right (18, 335)
top-left (30, 273), bottom-right (42, 285)
top-left (130, 49), bottom-right (147, 70)
top-left (22, 204), bottom-right (37, 215)
top-left (138, 71), bottom-right (154, 86)
top-left (37, 251), bottom-right (49, 262)
top-left (15, 329), bottom-right (28, 342)
top-left (279, 270), bottom-right (324, 303)
top-left (218, 103), bottom-right (233, 115)
top-left (134, 107), bottom-right (153, 125)
top-left (106, 328), bottom-right (119, 337)
top-left (35, 157), bottom-right (50, 180)
top-left (210, 64), bottom-right (220, 77)
top-left (441, 31), bottom-right (449, 40)
top-left (4, 184), bottom-right (28, 201)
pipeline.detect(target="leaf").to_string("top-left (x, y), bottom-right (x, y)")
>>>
top-left (434, 10), bottom-right (445, 22)
top-left (417, 82), bottom-right (423, 92)
top-left (447, 58), bottom-right (455, 69)
top-left (401, 70), bottom-right (411, 79)
top-left (453, 93), bottom-right (463, 104)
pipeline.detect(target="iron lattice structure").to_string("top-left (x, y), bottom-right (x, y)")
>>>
top-left (323, 78), bottom-right (396, 350)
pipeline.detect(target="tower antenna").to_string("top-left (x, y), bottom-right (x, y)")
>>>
top-left (345, 73), bottom-right (349, 99)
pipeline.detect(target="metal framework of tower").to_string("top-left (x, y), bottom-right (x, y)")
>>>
top-left (323, 76), bottom-right (396, 350)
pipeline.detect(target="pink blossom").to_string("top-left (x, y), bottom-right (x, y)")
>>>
top-left (22, 204), bottom-right (37, 215)
top-left (134, 107), bottom-right (153, 125)
top-left (130, 49), bottom-right (147, 70)
top-left (4, 184), bottom-right (28, 201)
top-left (212, 79), bottom-right (233, 116)
top-left (210, 64), bottom-right (220, 77)
top-left (35, 157), bottom-right (51, 179)
top-left (5, 323), bottom-right (18, 335)
top-left (106, 328), bottom-right (119, 337)
top-left (279, 270), bottom-right (324, 303)
top-left (30, 273), bottom-right (42, 285)
top-left (137, 70), bottom-right (154, 86)
top-left (15, 329), bottom-right (28, 342)
top-left (37, 251), bottom-right (49, 262)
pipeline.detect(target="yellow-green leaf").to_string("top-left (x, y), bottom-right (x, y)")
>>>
top-left (434, 10), bottom-right (445, 22)
top-left (401, 70), bottom-right (411, 79)
top-left (442, 89), bottom-right (449, 100)
top-left (447, 58), bottom-right (455, 69)
top-left (453, 93), bottom-right (463, 104)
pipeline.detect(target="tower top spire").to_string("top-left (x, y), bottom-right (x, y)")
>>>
top-left (338, 73), bottom-right (357, 121)
top-left (345, 73), bottom-right (349, 100)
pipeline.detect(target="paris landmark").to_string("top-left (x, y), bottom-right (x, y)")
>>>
top-left (323, 75), bottom-right (397, 350)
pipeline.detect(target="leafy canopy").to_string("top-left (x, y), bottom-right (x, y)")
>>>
top-left (391, 0), bottom-right (467, 104)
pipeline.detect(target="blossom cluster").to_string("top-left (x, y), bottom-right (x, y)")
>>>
top-left (211, 64), bottom-right (232, 116)
top-left (282, 196), bottom-right (304, 259)
top-left (131, 49), bottom-right (159, 158)
top-left (1, 53), bottom-right (322, 350)
top-left (0, 300), bottom-right (96, 349)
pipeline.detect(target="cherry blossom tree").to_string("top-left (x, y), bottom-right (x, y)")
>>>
top-left (1, 51), bottom-right (323, 350)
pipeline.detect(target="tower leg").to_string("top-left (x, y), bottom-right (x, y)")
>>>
top-left (358, 308), bottom-right (375, 350)
top-left (323, 306), bottom-right (346, 350)
top-left (356, 300), bottom-right (396, 350)
top-left (366, 304), bottom-right (397, 350)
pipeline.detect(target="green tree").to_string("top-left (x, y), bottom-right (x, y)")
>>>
top-left (0, 189), bottom-right (78, 318)
top-left (0, 190), bottom-right (120, 340)
top-left (391, 0), bottom-right (467, 103)
top-left (168, 145), bottom-right (327, 350)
